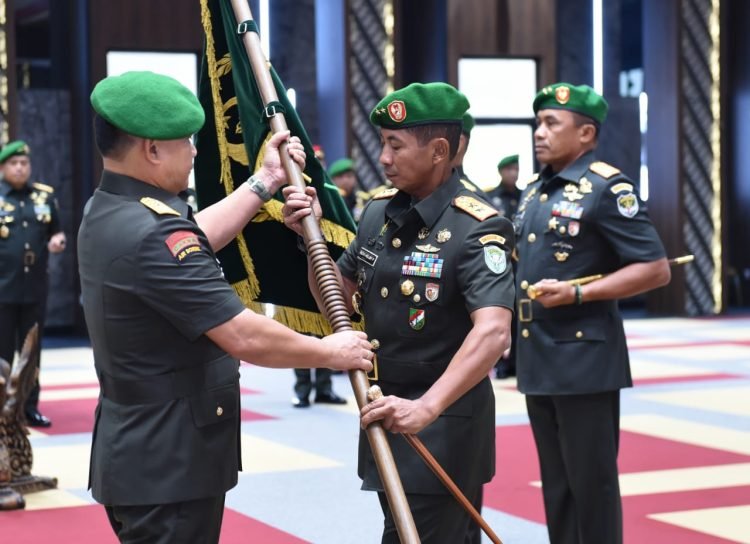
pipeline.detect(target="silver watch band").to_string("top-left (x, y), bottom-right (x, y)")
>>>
top-left (246, 175), bottom-right (272, 202)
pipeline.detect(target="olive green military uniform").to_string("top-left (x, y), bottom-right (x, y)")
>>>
top-left (338, 171), bottom-right (515, 543)
top-left (0, 169), bottom-right (62, 417)
top-left (514, 151), bottom-right (665, 543)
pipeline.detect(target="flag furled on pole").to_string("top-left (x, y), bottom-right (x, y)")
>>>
top-left (196, 0), bottom-right (358, 335)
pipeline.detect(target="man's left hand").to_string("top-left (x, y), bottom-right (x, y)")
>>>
top-left (254, 130), bottom-right (306, 195)
top-left (360, 395), bottom-right (438, 435)
top-left (48, 232), bottom-right (66, 254)
top-left (531, 278), bottom-right (576, 308)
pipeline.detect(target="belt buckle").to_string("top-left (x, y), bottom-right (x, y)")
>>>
top-left (519, 298), bottom-right (533, 323)
top-left (24, 250), bottom-right (35, 266)
top-left (367, 354), bottom-right (379, 382)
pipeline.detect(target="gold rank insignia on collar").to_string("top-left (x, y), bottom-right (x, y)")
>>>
top-left (436, 228), bottom-right (451, 243)
top-left (140, 197), bottom-right (181, 216)
top-left (371, 187), bottom-right (398, 200)
top-left (578, 177), bottom-right (593, 193)
top-left (453, 195), bottom-right (498, 221)
top-left (589, 161), bottom-right (621, 179)
top-left (417, 227), bottom-right (430, 239)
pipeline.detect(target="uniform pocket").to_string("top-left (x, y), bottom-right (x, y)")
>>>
top-left (188, 383), bottom-right (239, 428)
top-left (551, 318), bottom-right (606, 343)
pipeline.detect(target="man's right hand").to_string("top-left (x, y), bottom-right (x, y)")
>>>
top-left (282, 186), bottom-right (322, 236)
top-left (321, 330), bottom-right (374, 373)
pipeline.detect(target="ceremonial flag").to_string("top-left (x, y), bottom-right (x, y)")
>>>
top-left (195, 0), bottom-right (358, 335)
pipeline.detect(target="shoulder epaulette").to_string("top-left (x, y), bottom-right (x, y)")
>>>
top-left (140, 197), bottom-right (181, 216)
top-left (528, 173), bottom-right (540, 184)
top-left (32, 182), bottom-right (54, 193)
top-left (460, 179), bottom-right (479, 192)
top-left (371, 187), bottom-right (398, 200)
top-left (453, 195), bottom-right (498, 221)
top-left (589, 161), bottom-right (621, 179)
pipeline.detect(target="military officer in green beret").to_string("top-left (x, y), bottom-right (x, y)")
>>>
top-left (487, 154), bottom-right (521, 220)
top-left (283, 82), bottom-right (515, 543)
top-left (79, 71), bottom-right (373, 543)
top-left (328, 157), bottom-right (368, 222)
top-left (452, 112), bottom-right (488, 196)
top-left (514, 82), bottom-right (671, 544)
top-left (0, 140), bottom-right (66, 427)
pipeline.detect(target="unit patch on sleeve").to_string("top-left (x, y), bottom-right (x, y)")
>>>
top-left (616, 193), bottom-right (639, 218)
top-left (610, 182), bottom-right (634, 194)
top-left (479, 234), bottom-right (506, 246)
top-left (484, 245), bottom-right (507, 274)
top-left (165, 230), bottom-right (202, 262)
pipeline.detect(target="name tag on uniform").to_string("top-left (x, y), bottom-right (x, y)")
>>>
top-left (357, 247), bottom-right (378, 267)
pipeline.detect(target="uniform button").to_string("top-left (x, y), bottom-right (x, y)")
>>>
top-left (520, 280), bottom-right (529, 290)
top-left (380, 287), bottom-right (389, 298)
top-left (559, 226), bottom-right (567, 234)
top-left (24, 266), bottom-right (29, 273)
top-left (413, 294), bottom-right (421, 303)
top-left (527, 233), bottom-right (536, 243)
top-left (576, 331), bottom-right (583, 339)
top-left (22, 221), bottom-right (28, 227)
top-left (19, 201), bottom-right (25, 207)
top-left (216, 406), bottom-right (224, 416)
top-left (24, 243), bottom-right (30, 249)
top-left (392, 238), bottom-right (401, 248)
top-left (522, 328), bottom-right (530, 338)
top-left (540, 194), bottom-right (548, 202)
top-left (371, 339), bottom-right (380, 350)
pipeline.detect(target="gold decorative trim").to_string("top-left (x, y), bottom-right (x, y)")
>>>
top-left (708, 0), bottom-right (722, 313)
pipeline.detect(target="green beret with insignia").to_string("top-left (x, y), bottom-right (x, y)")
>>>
top-left (0, 140), bottom-right (30, 163)
top-left (90, 71), bottom-right (205, 139)
top-left (328, 158), bottom-right (354, 177)
top-left (497, 154), bottom-right (519, 170)
top-left (461, 112), bottom-right (475, 135)
top-left (533, 82), bottom-right (608, 125)
top-left (370, 82), bottom-right (470, 129)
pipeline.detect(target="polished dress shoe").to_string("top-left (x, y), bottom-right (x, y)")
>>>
top-left (314, 392), bottom-right (347, 405)
top-left (292, 396), bottom-right (310, 408)
top-left (25, 410), bottom-right (52, 428)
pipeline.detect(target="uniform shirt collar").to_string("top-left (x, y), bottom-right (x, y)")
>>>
top-left (540, 150), bottom-right (595, 185)
top-left (99, 170), bottom-right (190, 218)
top-left (0, 178), bottom-right (31, 196)
top-left (384, 169), bottom-right (462, 229)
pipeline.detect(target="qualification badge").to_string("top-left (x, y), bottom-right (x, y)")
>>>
top-left (409, 308), bottom-right (425, 330)
top-left (436, 228), bottom-right (452, 243)
top-left (425, 282), bottom-right (440, 302)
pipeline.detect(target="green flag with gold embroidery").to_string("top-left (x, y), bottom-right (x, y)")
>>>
top-left (195, 0), bottom-right (357, 335)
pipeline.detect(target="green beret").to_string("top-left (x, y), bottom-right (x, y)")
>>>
top-left (328, 158), bottom-right (354, 177)
top-left (461, 112), bottom-right (475, 135)
top-left (0, 141), bottom-right (30, 163)
top-left (370, 82), bottom-right (469, 129)
top-left (90, 71), bottom-right (205, 139)
top-left (497, 154), bottom-right (519, 170)
top-left (533, 83), bottom-right (608, 125)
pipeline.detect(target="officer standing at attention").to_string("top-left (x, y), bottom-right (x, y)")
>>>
top-left (514, 82), bottom-right (670, 544)
top-left (487, 154), bottom-right (521, 219)
top-left (283, 82), bottom-right (515, 543)
top-left (0, 141), bottom-right (66, 427)
top-left (78, 71), bottom-right (373, 544)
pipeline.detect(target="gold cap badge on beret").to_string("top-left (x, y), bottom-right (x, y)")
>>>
top-left (388, 100), bottom-right (407, 123)
top-left (555, 86), bottom-right (570, 104)
top-left (370, 82), bottom-right (469, 129)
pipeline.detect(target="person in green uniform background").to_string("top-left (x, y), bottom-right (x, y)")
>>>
top-left (487, 154), bottom-right (521, 220)
top-left (0, 141), bottom-right (66, 427)
top-left (283, 82), bottom-right (515, 544)
top-left (514, 82), bottom-right (670, 544)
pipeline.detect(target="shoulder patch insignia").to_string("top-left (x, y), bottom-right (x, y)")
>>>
top-left (165, 230), bottom-right (202, 262)
top-left (479, 234), bottom-right (506, 246)
top-left (32, 182), bottom-right (54, 193)
top-left (610, 182), bottom-right (634, 194)
top-left (460, 179), bottom-right (478, 192)
top-left (371, 188), bottom-right (398, 200)
top-left (140, 197), bottom-right (181, 216)
top-left (453, 195), bottom-right (498, 221)
top-left (589, 161), bottom-right (621, 179)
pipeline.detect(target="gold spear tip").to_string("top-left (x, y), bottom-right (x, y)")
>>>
top-left (367, 385), bottom-right (383, 401)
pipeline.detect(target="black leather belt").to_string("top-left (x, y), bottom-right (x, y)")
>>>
top-left (368, 356), bottom-right (446, 386)
top-left (98, 356), bottom-right (239, 405)
top-left (518, 298), bottom-right (616, 322)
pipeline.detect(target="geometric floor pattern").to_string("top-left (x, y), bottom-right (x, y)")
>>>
top-left (2, 316), bottom-right (749, 543)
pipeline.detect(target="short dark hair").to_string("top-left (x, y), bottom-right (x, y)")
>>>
top-left (571, 111), bottom-right (600, 139)
top-left (404, 123), bottom-right (462, 160)
top-left (93, 114), bottom-right (136, 159)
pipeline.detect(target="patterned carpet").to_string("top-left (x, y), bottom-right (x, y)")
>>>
top-left (4, 316), bottom-right (749, 543)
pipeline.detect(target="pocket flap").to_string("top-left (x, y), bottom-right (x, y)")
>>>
top-left (189, 383), bottom-right (239, 428)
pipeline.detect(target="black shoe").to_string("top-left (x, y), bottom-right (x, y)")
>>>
top-left (292, 396), bottom-right (310, 408)
top-left (314, 392), bottom-right (347, 405)
top-left (25, 410), bottom-right (52, 428)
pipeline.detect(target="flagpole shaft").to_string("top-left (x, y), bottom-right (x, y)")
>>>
top-left (227, 2), bottom-right (419, 542)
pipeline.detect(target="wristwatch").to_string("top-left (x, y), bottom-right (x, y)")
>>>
top-left (245, 174), bottom-right (272, 202)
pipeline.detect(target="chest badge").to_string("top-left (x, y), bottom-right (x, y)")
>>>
top-left (568, 221), bottom-right (581, 237)
top-left (554, 251), bottom-right (570, 262)
top-left (417, 227), bottom-right (430, 240)
top-left (436, 228), bottom-right (452, 243)
top-left (409, 308), bottom-right (425, 330)
top-left (415, 243), bottom-right (439, 253)
top-left (0, 225), bottom-right (8, 238)
top-left (548, 217), bottom-right (559, 231)
top-left (425, 282), bottom-right (440, 302)
top-left (579, 177), bottom-right (593, 194)
top-left (400, 280), bottom-right (415, 296)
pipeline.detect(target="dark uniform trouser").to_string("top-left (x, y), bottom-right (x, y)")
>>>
top-left (105, 495), bottom-right (226, 544)
top-left (0, 301), bottom-right (46, 412)
top-left (526, 391), bottom-right (623, 544)
top-left (293, 368), bottom-right (334, 399)
top-left (377, 486), bottom-right (482, 544)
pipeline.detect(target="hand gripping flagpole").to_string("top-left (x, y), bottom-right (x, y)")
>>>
top-left (227, 1), bottom-right (419, 542)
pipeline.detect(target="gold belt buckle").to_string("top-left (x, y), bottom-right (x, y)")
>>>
top-left (518, 298), bottom-right (533, 323)
top-left (367, 354), bottom-right (379, 382)
top-left (24, 250), bottom-right (36, 266)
